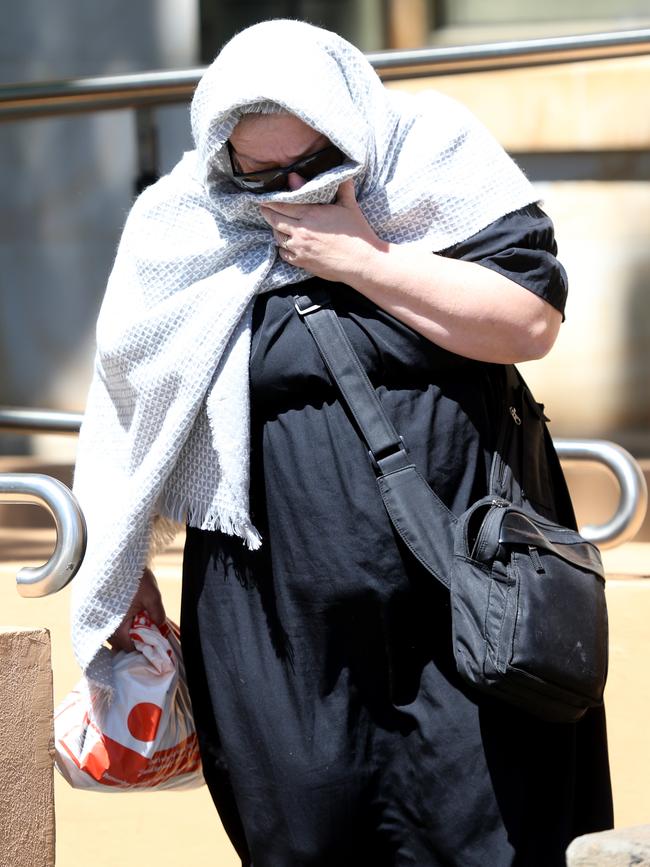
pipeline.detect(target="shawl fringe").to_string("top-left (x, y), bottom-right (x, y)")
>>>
top-left (157, 490), bottom-right (263, 551)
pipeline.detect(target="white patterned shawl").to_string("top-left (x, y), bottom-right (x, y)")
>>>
top-left (71, 18), bottom-right (537, 688)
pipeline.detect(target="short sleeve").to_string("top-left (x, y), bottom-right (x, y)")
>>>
top-left (439, 203), bottom-right (568, 317)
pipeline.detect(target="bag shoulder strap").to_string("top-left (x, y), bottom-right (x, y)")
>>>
top-left (294, 289), bottom-right (458, 589)
top-left (295, 288), bottom-right (402, 460)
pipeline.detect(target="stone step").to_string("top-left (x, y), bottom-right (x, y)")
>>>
top-left (566, 825), bottom-right (650, 866)
top-left (0, 627), bottom-right (55, 867)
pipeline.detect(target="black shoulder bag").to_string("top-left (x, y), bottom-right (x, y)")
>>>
top-left (294, 289), bottom-right (608, 723)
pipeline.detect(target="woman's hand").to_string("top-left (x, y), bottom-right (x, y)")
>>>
top-left (108, 567), bottom-right (166, 652)
top-left (260, 180), bottom-right (385, 283)
top-left (262, 179), bottom-right (561, 364)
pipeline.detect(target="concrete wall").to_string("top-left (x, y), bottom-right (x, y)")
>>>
top-left (0, 0), bottom-right (198, 458)
top-left (3, 49), bottom-right (650, 461)
top-left (390, 55), bottom-right (650, 455)
top-left (2, 15), bottom-right (650, 459)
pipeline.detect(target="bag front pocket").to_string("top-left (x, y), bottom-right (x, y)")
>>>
top-left (452, 499), bottom-right (516, 688)
top-left (506, 545), bottom-right (608, 702)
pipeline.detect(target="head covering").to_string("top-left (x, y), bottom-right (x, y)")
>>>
top-left (71, 19), bottom-right (537, 689)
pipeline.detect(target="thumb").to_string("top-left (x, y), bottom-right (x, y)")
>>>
top-left (336, 179), bottom-right (357, 208)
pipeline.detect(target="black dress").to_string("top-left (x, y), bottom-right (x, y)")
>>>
top-left (180, 204), bottom-right (613, 867)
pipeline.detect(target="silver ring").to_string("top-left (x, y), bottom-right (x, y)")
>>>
top-left (282, 235), bottom-right (291, 251)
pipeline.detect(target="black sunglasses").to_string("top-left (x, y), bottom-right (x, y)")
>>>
top-left (228, 142), bottom-right (344, 192)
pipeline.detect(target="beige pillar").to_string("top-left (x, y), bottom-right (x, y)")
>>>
top-left (0, 628), bottom-right (55, 867)
top-left (386, 0), bottom-right (429, 49)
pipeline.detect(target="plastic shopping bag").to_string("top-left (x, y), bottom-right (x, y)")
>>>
top-left (54, 612), bottom-right (203, 791)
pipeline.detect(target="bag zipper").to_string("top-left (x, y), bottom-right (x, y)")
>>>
top-left (471, 499), bottom-right (508, 561)
top-left (489, 401), bottom-right (521, 497)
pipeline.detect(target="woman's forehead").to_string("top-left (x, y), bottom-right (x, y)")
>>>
top-left (229, 114), bottom-right (326, 155)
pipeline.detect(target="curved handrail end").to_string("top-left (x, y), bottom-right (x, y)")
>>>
top-left (0, 473), bottom-right (87, 597)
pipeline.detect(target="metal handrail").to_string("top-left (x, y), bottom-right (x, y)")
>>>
top-left (0, 409), bottom-right (646, 548)
top-left (369, 27), bottom-right (650, 80)
top-left (554, 440), bottom-right (648, 549)
top-left (1, 28), bottom-right (650, 121)
top-left (0, 407), bottom-right (83, 435)
top-left (0, 474), bottom-right (86, 596)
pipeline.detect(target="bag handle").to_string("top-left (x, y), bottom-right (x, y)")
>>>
top-left (294, 289), bottom-right (458, 589)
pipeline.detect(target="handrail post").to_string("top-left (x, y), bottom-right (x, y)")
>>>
top-left (135, 106), bottom-right (160, 194)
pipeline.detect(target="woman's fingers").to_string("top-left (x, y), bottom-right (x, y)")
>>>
top-left (139, 567), bottom-right (166, 626)
top-left (107, 567), bottom-right (166, 652)
top-left (262, 210), bottom-right (294, 237)
top-left (260, 202), bottom-right (305, 220)
top-left (263, 181), bottom-right (377, 278)
top-left (272, 230), bottom-right (290, 247)
top-left (108, 621), bottom-right (134, 652)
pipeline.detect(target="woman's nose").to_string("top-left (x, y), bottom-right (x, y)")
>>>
top-left (287, 172), bottom-right (307, 191)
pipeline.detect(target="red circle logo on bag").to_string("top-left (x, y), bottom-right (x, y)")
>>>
top-left (127, 702), bottom-right (163, 742)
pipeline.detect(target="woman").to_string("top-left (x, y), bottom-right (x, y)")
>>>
top-left (72, 19), bottom-right (613, 866)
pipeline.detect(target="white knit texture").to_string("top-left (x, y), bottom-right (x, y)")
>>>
top-left (71, 19), bottom-right (537, 689)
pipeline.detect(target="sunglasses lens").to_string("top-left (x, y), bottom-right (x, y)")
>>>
top-left (231, 145), bottom-right (344, 192)
top-left (233, 171), bottom-right (286, 192)
top-left (294, 146), bottom-right (343, 180)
